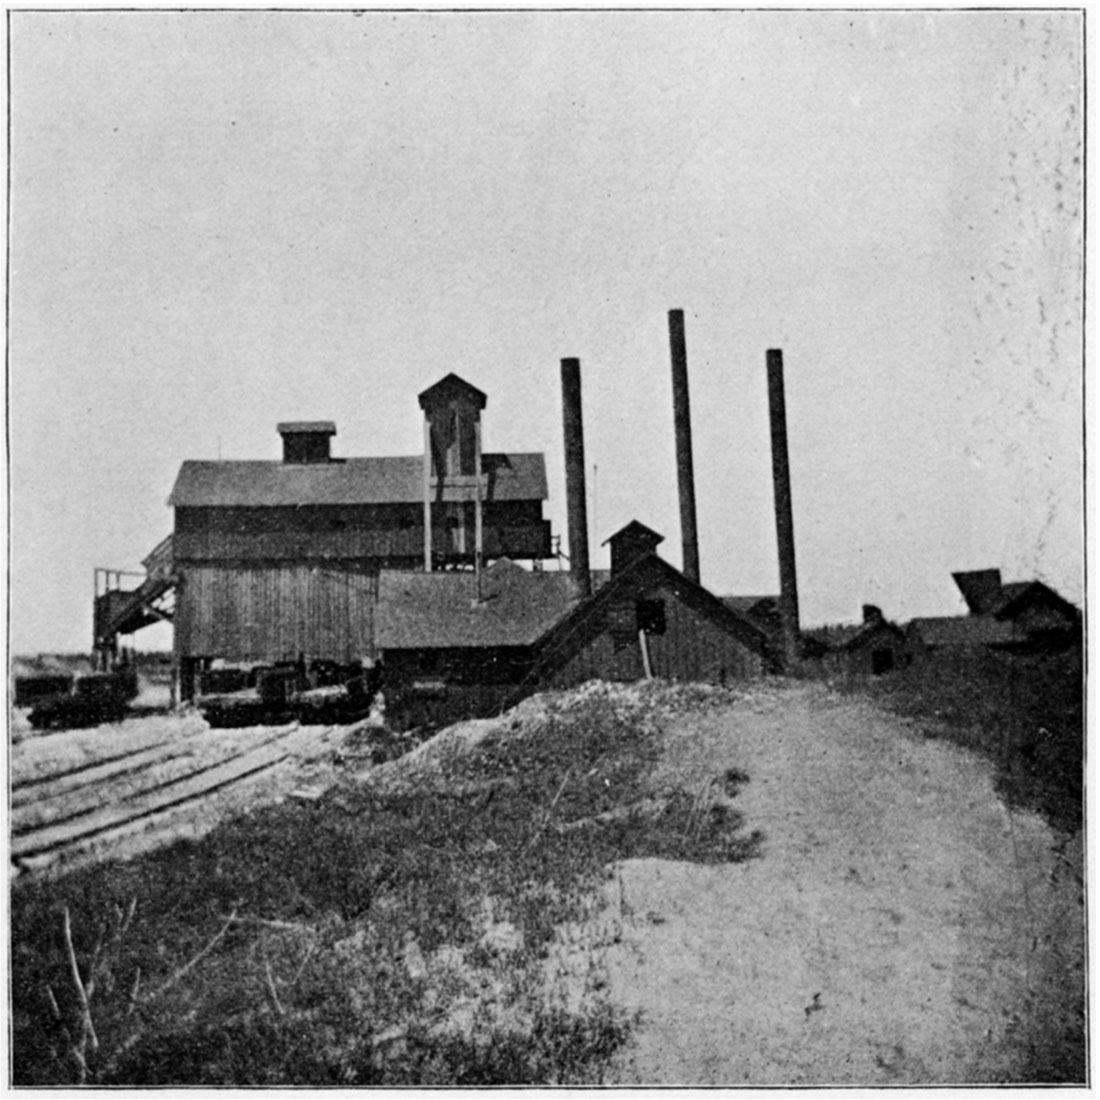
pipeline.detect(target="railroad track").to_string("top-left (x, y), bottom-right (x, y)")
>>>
top-left (10, 718), bottom-right (355, 877)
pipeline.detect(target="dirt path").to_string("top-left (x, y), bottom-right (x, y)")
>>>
top-left (601, 682), bottom-right (1084, 1085)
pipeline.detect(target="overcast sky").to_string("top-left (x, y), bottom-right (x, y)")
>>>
top-left (9, 9), bottom-right (1083, 655)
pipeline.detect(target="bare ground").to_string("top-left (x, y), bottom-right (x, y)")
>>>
top-left (9, 679), bottom-right (1085, 1084)
top-left (593, 681), bottom-right (1085, 1085)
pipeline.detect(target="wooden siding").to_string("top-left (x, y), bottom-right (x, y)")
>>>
top-left (175, 565), bottom-right (377, 663)
top-left (175, 500), bottom-right (545, 535)
top-left (176, 504), bottom-right (418, 534)
top-left (173, 523), bottom-right (551, 563)
top-left (546, 582), bottom-right (764, 688)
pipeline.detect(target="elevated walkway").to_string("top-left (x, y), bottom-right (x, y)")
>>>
top-left (94, 535), bottom-right (176, 662)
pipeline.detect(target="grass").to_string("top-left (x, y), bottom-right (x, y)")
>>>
top-left (11, 686), bottom-right (761, 1086)
top-left (850, 646), bottom-right (1083, 834)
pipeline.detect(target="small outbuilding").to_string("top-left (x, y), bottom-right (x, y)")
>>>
top-left (908, 569), bottom-right (1081, 656)
top-left (532, 522), bottom-right (771, 687)
top-left (813, 605), bottom-right (908, 676)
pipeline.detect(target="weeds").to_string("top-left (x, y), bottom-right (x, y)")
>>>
top-left (852, 648), bottom-right (1083, 833)
top-left (12, 685), bottom-right (760, 1086)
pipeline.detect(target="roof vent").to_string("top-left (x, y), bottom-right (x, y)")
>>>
top-left (603, 520), bottom-right (664, 577)
top-left (278, 422), bottom-right (336, 464)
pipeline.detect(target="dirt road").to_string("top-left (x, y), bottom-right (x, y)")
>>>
top-left (601, 682), bottom-right (1084, 1085)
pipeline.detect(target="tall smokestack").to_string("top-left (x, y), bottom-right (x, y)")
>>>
top-left (668, 309), bottom-right (700, 583)
top-left (767, 348), bottom-right (801, 671)
top-left (561, 358), bottom-right (591, 598)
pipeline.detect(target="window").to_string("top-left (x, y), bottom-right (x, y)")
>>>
top-left (871, 649), bottom-right (894, 675)
top-left (636, 599), bottom-right (667, 636)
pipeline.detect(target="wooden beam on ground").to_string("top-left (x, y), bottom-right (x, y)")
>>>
top-left (12, 727), bottom-right (297, 835)
top-left (12, 736), bottom-right (296, 861)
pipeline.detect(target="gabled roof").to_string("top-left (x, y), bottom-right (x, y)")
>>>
top-left (988, 580), bottom-right (1079, 622)
top-left (417, 374), bottom-right (487, 412)
top-left (374, 560), bottom-right (577, 650)
top-left (907, 615), bottom-right (1024, 648)
top-left (168, 452), bottom-right (547, 507)
top-left (721, 598), bottom-right (774, 616)
top-left (830, 619), bottom-right (906, 653)
top-left (721, 595), bottom-right (778, 616)
top-left (532, 553), bottom-right (771, 680)
top-left (601, 520), bottom-right (664, 548)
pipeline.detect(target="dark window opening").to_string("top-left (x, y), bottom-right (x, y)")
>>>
top-left (871, 648), bottom-right (895, 675)
top-left (636, 598), bottom-right (667, 636)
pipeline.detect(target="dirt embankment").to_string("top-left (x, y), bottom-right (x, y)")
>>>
top-left (594, 682), bottom-right (1084, 1085)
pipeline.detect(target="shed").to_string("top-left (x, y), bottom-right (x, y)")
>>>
top-left (532, 524), bottom-right (771, 687)
top-left (373, 559), bottom-right (578, 686)
top-left (813, 605), bottom-right (908, 676)
top-left (908, 570), bottom-right (1080, 657)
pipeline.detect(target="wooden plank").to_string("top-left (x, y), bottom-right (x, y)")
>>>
top-left (11, 735), bottom-right (297, 859)
top-left (12, 740), bottom-right (195, 808)
top-left (11, 727), bottom-right (295, 835)
top-left (11, 735), bottom-right (179, 792)
top-left (14, 757), bottom-right (294, 876)
top-left (16, 725), bottom-right (352, 877)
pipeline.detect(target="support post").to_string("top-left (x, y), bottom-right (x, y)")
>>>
top-left (423, 418), bottom-right (432, 572)
top-left (475, 417), bottom-right (483, 577)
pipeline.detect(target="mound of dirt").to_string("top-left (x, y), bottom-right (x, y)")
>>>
top-left (590, 681), bottom-right (1084, 1084)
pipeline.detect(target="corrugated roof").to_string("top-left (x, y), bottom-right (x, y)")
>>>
top-left (374, 560), bottom-right (578, 649)
top-left (168, 452), bottom-right (547, 507)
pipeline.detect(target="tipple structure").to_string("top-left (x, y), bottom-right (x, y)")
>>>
top-left (94, 335), bottom-right (780, 716)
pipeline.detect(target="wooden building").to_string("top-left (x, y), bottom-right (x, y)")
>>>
top-left (908, 568), bottom-right (1081, 656)
top-left (810, 605), bottom-right (908, 676)
top-left (373, 559), bottom-right (579, 687)
top-left (532, 522), bottom-right (771, 687)
top-left (95, 373), bottom-right (775, 710)
top-left (157, 374), bottom-right (553, 696)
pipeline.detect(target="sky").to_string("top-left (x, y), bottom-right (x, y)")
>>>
top-left (8, 9), bottom-right (1084, 655)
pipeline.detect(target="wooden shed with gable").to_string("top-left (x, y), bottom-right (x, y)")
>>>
top-left (532, 521), bottom-right (771, 687)
top-left (810, 605), bottom-right (909, 676)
